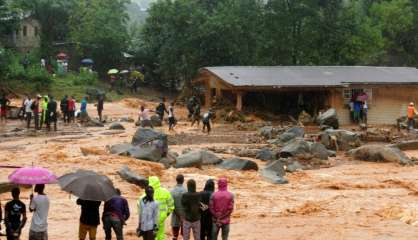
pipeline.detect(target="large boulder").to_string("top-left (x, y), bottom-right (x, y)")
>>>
top-left (150, 115), bottom-right (162, 127)
top-left (132, 128), bottom-right (167, 145)
top-left (109, 122), bottom-right (125, 130)
top-left (132, 128), bottom-right (168, 156)
top-left (279, 138), bottom-right (311, 158)
top-left (117, 166), bottom-right (148, 188)
top-left (318, 108), bottom-right (339, 129)
top-left (310, 142), bottom-right (329, 160)
top-left (320, 129), bottom-right (361, 151)
top-left (278, 127), bottom-right (305, 144)
top-left (256, 149), bottom-right (276, 161)
top-left (218, 158), bottom-right (258, 171)
top-left (175, 150), bottom-right (222, 168)
top-left (109, 143), bottom-right (133, 155)
top-left (259, 126), bottom-right (279, 139)
top-left (261, 161), bottom-right (288, 184)
top-left (201, 150), bottom-right (222, 165)
top-left (389, 140), bottom-right (418, 151)
top-left (128, 145), bottom-right (162, 162)
top-left (348, 145), bottom-right (412, 165)
top-left (285, 160), bottom-right (304, 173)
top-left (175, 150), bottom-right (203, 168)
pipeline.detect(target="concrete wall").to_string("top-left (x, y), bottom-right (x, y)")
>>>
top-left (12, 18), bottom-right (41, 52)
top-left (332, 86), bottom-right (418, 125)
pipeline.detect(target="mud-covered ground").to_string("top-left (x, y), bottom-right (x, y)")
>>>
top-left (1, 98), bottom-right (418, 240)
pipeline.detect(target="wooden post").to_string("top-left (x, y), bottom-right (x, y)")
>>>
top-left (216, 87), bottom-right (222, 99)
top-left (236, 91), bottom-right (243, 111)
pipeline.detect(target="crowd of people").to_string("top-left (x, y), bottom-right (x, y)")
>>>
top-left (0, 176), bottom-right (234, 240)
top-left (136, 97), bottom-right (214, 134)
top-left (0, 93), bottom-right (106, 131)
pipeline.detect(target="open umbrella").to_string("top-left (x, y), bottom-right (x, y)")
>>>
top-left (56, 52), bottom-right (68, 60)
top-left (108, 69), bottom-right (119, 75)
top-left (81, 58), bottom-right (94, 65)
top-left (58, 170), bottom-right (117, 201)
top-left (8, 167), bottom-right (57, 185)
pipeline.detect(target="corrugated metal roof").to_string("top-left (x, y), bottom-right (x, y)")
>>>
top-left (202, 66), bottom-right (418, 87)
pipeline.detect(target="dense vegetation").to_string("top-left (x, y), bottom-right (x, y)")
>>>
top-left (1, 0), bottom-right (418, 91)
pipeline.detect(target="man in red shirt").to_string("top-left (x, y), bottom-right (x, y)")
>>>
top-left (67, 96), bottom-right (76, 123)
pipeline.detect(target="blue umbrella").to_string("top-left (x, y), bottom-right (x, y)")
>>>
top-left (81, 58), bottom-right (94, 65)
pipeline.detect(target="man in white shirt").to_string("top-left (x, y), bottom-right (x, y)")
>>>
top-left (138, 105), bottom-right (154, 128)
top-left (24, 96), bottom-right (33, 128)
top-left (29, 184), bottom-right (50, 240)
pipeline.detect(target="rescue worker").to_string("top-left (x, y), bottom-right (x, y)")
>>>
top-left (40, 95), bottom-right (49, 129)
top-left (139, 176), bottom-right (174, 240)
top-left (407, 102), bottom-right (418, 131)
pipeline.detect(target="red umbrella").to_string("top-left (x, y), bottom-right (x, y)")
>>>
top-left (56, 52), bottom-right (68, 60)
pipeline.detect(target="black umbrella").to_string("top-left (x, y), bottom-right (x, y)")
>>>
top-left (58, 170), bottom-right (117, 201)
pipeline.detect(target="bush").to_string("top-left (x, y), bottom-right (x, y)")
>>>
top-left (73, 70), bottom-right (98, 86)
top-left (26, 66), bottom-right (52, 88)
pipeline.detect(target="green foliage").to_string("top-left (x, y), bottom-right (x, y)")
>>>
top-left (73, 71), bottom-right (98, 86)
top-left (68, 0), bottom-right (130, 75)
top-left (137, 0), bottom-right (418, 89)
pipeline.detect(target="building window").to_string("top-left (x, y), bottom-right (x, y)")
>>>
top-left (35, 27), bottom-right (39, 36)
top-left (23, 26), bottom-right (27, 37)
top-left (343, 88), bottom-right (372, 104)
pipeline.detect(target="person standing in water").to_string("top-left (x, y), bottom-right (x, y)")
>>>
top-left (168, 102), bottom-right (176, 131)
top-left (97, 95), bottom-right (104, 122)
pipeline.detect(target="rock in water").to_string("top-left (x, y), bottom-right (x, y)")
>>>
top-left (109, 122), bottom-right (125, 130)
top-left (175, 150), bottom-right (203, 168)
top-left (128, 145), bottom-right (162, 162)
top-left (218, 158), bottom-right (258, 171)
top-left (109, 143), bottom-right (133, 155)
top-left (117, 166), bottom-right (148, 188)
top-left (259, 126), bottom-right (279, 139)
top-left (150, 115), bottom-right (162, 127)
top-left (278, 127), bottom-right (305, 144)
top-left (389, 140), bottom-right (418, 151)
top-left (85, 118), bottom-right (105, 127)
top-left (175, 150), bottom-right (221, 168)
top-left (132, 128), bottom-right (167, 146)
top-left (280, 138), bottom-right (311, 158)
top-left (256, 149), bottom-right (276, 161)
top-left (320, 129), bottom-right (361, 151)
top-left (285, 161), bottom-right (304, 173)
top-left (310, 142), bottom-right (329, 160)
top-left (318, 108), bottom-right (339, 129)
top-left (348, 145), bottom-right (412, 165)
top-left (201, 150), bottom-right (222, 165)
top-left (261, 161), bottom-right (288, 184)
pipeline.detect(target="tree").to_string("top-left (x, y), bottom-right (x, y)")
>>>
top-left (68, 0), bottom-right (130, 75)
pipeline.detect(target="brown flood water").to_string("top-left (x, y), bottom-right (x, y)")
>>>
top-left (1, 98), bottom-right (418, 240)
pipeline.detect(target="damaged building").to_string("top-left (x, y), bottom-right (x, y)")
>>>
top-left (193, 66), bottom-right (418, 125)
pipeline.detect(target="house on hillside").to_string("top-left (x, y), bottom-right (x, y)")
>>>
top-left (193, 66), bottom-right (418, 125)
top-left (2, 15), bottom-right (41, 52)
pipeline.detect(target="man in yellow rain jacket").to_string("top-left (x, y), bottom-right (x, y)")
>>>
top-left (139, 176), bottom-right (174, 240)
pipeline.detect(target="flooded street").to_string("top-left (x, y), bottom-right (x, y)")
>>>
top-left (1, 99), bottom-right (418, 240)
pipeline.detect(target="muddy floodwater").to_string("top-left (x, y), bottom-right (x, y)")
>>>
top-left (1, 98), bottom-right (418, 240)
